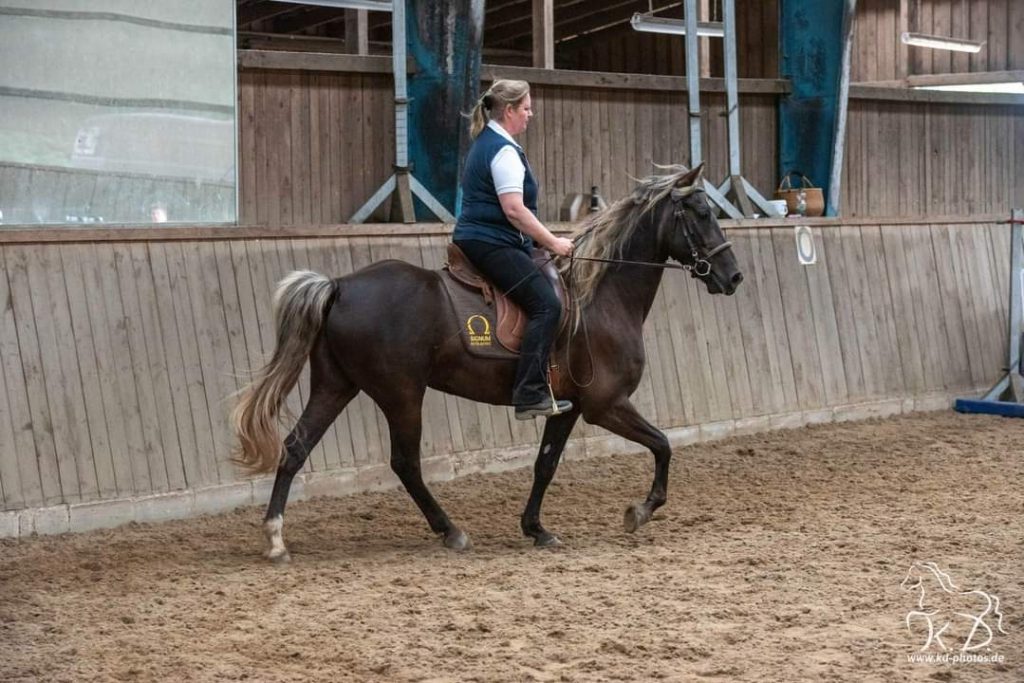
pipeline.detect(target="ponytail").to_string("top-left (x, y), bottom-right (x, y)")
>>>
top-left (469, 96), bottom-right (489, 139)
top-left (468, 80), bottom-right (530, 138)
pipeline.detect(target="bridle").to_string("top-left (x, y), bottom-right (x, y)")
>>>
top-left (566, 188), bottom-right (733, 277)
top-left (670, 189), bottom-right (733, 277)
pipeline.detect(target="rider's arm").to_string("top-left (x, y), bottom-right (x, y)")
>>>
top-left (498, 193), bottom-right (571, 256)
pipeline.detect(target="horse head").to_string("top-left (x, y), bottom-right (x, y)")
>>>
top-left (653, 164), bottom-right (743, 295)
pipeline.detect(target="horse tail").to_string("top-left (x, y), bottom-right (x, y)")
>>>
top-left (231, 270), bottom-right (337, 474)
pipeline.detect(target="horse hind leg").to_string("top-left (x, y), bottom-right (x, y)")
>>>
top-left (383, 398), bottom-right (470, 551)
top-left (263, 377), bottom-right (357, 563)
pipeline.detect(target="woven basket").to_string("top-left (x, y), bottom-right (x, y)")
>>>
top-left (774, 172), bottom-right (824, 217)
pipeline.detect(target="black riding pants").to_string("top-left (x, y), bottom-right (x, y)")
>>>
top-left (454, 239), bottom-right (562, 407)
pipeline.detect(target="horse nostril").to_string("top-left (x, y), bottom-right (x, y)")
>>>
top-left (731, 272), bottom-right (744, 285)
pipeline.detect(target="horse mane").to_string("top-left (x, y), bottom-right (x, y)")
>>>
top-left (559, 165), bottom-right (693, 329)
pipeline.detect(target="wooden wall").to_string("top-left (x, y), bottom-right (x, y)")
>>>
top-left (238, 69), bottom-right (395, 225)
top-left (237, 69), bottom-right (777, 225)
top-left (236, 65), bottom-right (1022, 224)
top-left (842, 96), bottom-right (1024, 216)
top-left (0, 219), bottom-right (1010, 512)
top-left (853, 0), bottom-right (1024, 82)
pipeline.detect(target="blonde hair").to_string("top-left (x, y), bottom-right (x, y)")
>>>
top-left (468, 79), bottom-right (531, 138)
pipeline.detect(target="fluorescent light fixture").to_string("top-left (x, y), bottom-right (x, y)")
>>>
top-left (901, 32), bottom-right (984, 53)
top-left (630, 13), bottom-right (724, 38)
top-left (917, 82), bottom-right (1024, 94)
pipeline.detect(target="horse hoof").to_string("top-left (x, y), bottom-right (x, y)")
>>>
top-left (444, 529), bottom-right (472, 551)
top-left (266, 549), bottom-right (291, 564)
top-left (534, 532), bottom-right (563, 548)
top-left (623, 503), bottom-right (645, 534)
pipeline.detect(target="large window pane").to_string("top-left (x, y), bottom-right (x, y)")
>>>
top-left (0, 1), bottom-right (236, 225)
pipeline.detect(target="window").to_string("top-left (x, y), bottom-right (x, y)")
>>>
top-left (0, 0), bottom-right (236, 225)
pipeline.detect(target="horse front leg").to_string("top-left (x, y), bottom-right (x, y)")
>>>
top-left (590, 399), bottom-right (672, 533)
top-left (521, 407), bottom-right (580, 547)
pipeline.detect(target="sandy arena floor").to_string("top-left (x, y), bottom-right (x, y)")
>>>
top-left (1, 411), bottom-right (1022, 682)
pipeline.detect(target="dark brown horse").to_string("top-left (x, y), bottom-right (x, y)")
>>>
top-left (233, 165), bottom-right (742, 561)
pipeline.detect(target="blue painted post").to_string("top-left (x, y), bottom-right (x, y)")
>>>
top-left (778, 0), bottom-right (852, 216)
top-left (406, 0), bottom-right (485, 220)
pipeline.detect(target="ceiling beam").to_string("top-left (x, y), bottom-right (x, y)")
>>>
top-left (270, 6), bottom-right (345, 32)
top-left (238, 0), bottom-right (301, 26)
top-left (486, 0), bottom-right (682, 46)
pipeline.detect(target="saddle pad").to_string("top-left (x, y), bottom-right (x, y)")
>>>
top-left (439, 271), bottom-right (520, 360)
top-left (440, 245), bottom-right (569, 360)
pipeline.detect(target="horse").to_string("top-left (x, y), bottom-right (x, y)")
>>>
top-left (901, 561), bottom-right (1007, 652)
top-left (232, 164), bottom-right (743, 562)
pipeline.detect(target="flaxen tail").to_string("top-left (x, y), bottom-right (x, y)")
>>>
top-left (231, 270), bottom-right (336, 473)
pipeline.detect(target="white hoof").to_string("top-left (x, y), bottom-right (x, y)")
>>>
top-left (263, 515), bottom-right (289, 562)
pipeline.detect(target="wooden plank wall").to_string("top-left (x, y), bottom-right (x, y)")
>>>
top-left (237, 69), bottom-right (778, 225)
top-left (237, 69), bottom-right (396, 225)
top-left (841, 98), bottom-right (1024, 216)
top-left (854, 0), bottom-right (1024, 82)
top-left (0, 221), bottom-right (1009, 512)
top-left (237, 66), bottom-right (1022, 224)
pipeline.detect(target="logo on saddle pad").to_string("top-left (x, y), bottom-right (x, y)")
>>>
top-left (466, 315), bottom-right (492, 346)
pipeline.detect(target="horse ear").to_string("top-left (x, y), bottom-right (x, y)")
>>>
top-left (677, 163), bottom-right (705, 188)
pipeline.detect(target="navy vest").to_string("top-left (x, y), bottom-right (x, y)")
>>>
top-left (454, 125), bottom-right (538, 251)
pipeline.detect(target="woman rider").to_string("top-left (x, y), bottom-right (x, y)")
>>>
top-left (453, 80), bottom-right (575, 420)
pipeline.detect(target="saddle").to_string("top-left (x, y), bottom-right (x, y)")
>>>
top-left (440, 243), bottom-right (568, 361)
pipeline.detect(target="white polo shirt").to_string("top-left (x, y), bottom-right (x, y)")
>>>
top-left (487, 120), bottom-right (527, 196)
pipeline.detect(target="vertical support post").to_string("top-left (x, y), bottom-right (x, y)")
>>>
top-left (683, 0), bottom-right (702, 167)
top-left (344, 9), bottom-right (369, 55)
top-left (1007, 209), bottom-right (1024, 400)
top-left (722, 0), bottom-right (740, 178)
top-left (390, 0), bottom-right (414, 222)
top-left (698, 0), bottom-right (712, 77)
top-left (532, 0), bottom-right (554, 70)
top-left (827, 0), bottom-right (857, 217)
top-left (392, 0), bottom-right (408, 173)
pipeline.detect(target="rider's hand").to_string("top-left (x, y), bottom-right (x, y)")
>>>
top-left (549, 237), bottom-right (575, 258)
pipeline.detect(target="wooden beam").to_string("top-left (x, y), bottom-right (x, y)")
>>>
top-left (849, 83), bottom-right (1024, 105)
top-left (0, 214), bottom-right (1004, 245)
top-left (532, 0), bottom-right (554, 69)
top-left (345, 9), bottom-right (369, 55)
top-left (485, 0), bottom-right (531, 31)
top-left (238, 48), bottom-right (394, 73)
top-left (480, 63), bottom-right (789, 93)
top-left (857, 70), bottom-right (1024, 88)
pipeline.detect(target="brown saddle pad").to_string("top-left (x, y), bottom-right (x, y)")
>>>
top-left (441, 243), bottom-right (568, 360)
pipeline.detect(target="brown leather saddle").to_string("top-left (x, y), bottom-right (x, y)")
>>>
top-left (440, 243), bottom-right (568, 361)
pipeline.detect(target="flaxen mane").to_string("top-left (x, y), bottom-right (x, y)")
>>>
top-left (560, 165), bottom-right (697, 329)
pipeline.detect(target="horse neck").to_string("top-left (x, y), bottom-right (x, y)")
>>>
top-left (595, 218), bottom-right (666, 326)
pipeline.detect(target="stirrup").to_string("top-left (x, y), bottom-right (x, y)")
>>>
top-left (514, 399), bottom-right (574, 420)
